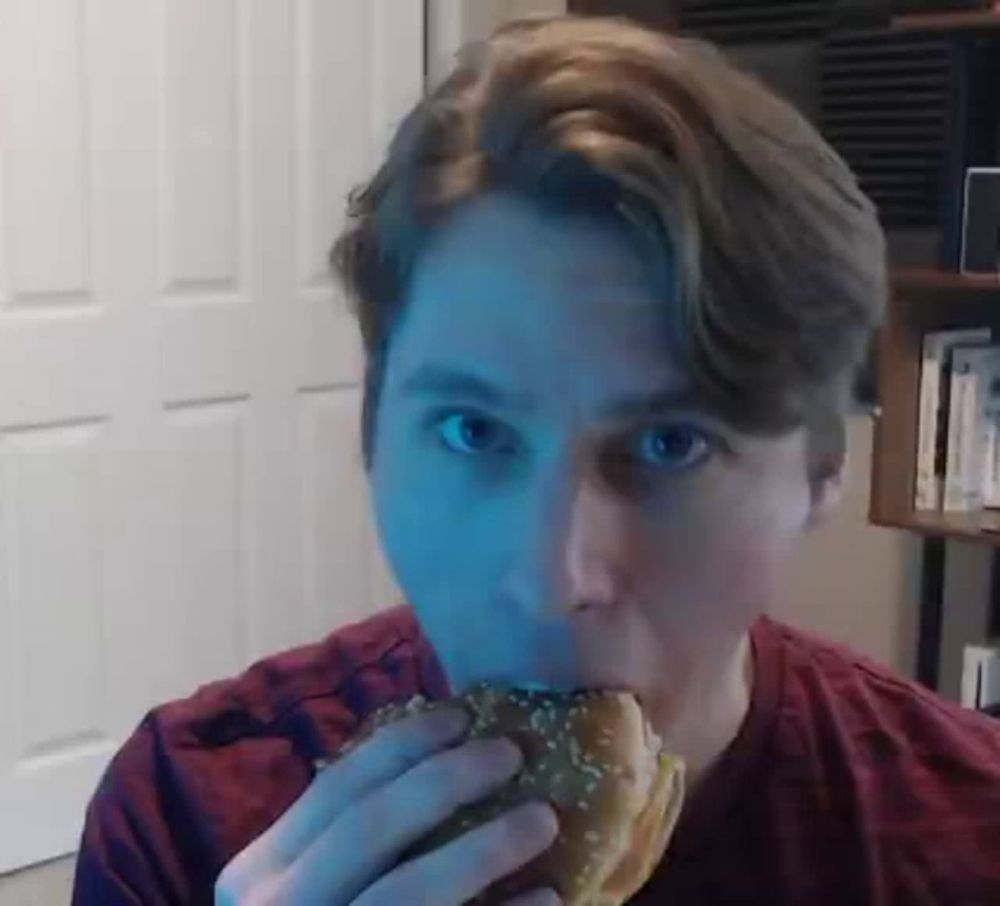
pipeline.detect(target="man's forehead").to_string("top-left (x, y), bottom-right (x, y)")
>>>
top-left (408, 193), bottom-right (664, 310)
top-left (400, 240), bottom-right (677, 381)
top-left (396, 360), bottom-right (702, 421)
top-left (391, 190), bottom-right (692, 418)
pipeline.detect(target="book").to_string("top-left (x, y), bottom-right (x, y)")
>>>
top-left (915, 328), bottom-right (991, 510)
top-left (983, 356), bottom-right (1000, 508)
top-left (944, 345), bottom-right (998, 512)
top-left (944, 349), bottom-right (972, 511)
top-left (987, 411), bottom-right (1000, 509)
top-left (960, 643), bottom-right (1000, 711)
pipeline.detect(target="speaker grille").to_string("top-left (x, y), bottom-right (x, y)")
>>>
top-left (820, 30), bottom-right (954, 227)
top-left (676, 0), bottom-right (834, 43)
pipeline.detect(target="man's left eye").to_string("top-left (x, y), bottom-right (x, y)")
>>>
top-left (436, 411), bottom-right (512, 455)
top-left (633, 424), bottom-right (712, 470)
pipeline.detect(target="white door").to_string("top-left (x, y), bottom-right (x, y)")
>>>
top-left (0, 0), bottom-right (415, 873)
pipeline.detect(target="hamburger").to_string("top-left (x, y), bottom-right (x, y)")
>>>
top-left (350, 684), bottom-right (685, 905)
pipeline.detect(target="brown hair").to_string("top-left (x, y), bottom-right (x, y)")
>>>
top-left (331, 14), bottom-right (887, 471)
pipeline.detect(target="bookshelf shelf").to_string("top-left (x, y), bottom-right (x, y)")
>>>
top-left (871, 268), bottom-right (1000, 544)
top-left (878, 510), bottom-right (1000, 543)
top-left (892, 8), bottom-right (1000, 34)
top-left (893, 269), bottom-right (1000, 294)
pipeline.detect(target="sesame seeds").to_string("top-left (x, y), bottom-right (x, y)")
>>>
top-left (419, 685), bottom-right (648, 903)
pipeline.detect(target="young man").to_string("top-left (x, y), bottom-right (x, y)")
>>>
top-left (73, 15), bottom-right (999, 905)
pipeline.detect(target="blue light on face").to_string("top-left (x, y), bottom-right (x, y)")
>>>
top-left (434, 408), bottom-right (717, 474)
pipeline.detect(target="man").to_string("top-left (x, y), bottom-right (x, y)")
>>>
top-left (73, 15), bottom-right (1000, 905)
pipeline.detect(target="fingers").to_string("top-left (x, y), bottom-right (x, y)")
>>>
top-left (226, 706), bottom-right (470, 881)
top-left (504, 888), bottom-right (563, 906)
top-left (355, 802), bottom-right (560, 906)
top-left (281, 736), bottom-right (528, 904)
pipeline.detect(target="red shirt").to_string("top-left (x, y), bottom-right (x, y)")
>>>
top-left (72, 605), bottom-right (1000, 905)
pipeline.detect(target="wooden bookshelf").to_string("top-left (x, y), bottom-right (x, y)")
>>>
top-left (565, 0), bottom-right (1000, 686)
top-left (893, 268), bottom-right (1000, 292)
top-left (892, 6), bottom-right (1000, 33)
top-left (878, 510), bottom-right (1000, 543)
top-left (870, 269), bottom-right (1000, 543)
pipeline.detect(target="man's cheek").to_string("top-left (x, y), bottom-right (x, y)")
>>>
top-left (721, 531), bottom-right (800, 618)
top-left (649, 526), bottom-right (779, 619)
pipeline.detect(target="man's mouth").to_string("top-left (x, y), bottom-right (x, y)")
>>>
top-left (504, 678), bottom-right (646, 706)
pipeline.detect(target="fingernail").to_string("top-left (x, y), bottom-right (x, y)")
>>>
top-left (504, 888), bottom-right (563, 906)
top-left (510, 802), bottom-right (559, 847)
top-left (471, 737), bottom-right (523, 774)
top-left (428, 706), bottom-right (471, 739)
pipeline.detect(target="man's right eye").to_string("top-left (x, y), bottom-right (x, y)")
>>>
top-left (435, 410), bottom-right (513, 455)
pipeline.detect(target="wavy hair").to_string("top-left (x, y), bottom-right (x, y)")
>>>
top-left (331, 15), bottom-right (887, 470)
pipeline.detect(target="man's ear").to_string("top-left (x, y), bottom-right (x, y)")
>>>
top-left (805, 413), bottom-right (847, 530)
top-left (806, 449), bottom-right (846, 530)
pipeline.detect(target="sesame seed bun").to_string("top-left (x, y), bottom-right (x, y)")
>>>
top-left (369, 685), bottom-right (686, 905)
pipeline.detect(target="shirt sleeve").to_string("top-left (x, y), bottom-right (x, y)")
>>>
top-left (71, 718), bottom-right (189, 906)
top-left (72, 799), bottom-right (148, 905)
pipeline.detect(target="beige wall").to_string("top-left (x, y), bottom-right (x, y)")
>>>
top-left (775, 414), bottom-right (992, 700)
top-left (940, 540), bottom-right (995, 701)
top-left (772, 413), bottom-right (994, 699)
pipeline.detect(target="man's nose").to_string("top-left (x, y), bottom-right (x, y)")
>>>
top-left (501, 467), bottom-right (636, 621)
top-left (561, 478), bottom-right (636, 613)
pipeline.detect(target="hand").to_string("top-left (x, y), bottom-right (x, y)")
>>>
top-left (214, 705), bottom-right (561, 906)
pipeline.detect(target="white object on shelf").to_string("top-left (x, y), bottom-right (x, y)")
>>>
top-left (960, 644), bottom-right (1000, 711)
top-left (944, 344), bottom-right (996, 511)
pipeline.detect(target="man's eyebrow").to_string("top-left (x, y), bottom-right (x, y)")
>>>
top-left (601, 387), bottom-right (705, 419)
top-left (399, 365), bottom-right (702, 419)
top-left (400, 366), bottom-right (531, 410)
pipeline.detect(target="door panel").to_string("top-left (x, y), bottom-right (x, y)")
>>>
top-left (0, 0), bottom-right (415, 872)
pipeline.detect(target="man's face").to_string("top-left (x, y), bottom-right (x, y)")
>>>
top-left (370, 191), bottom-right (822, 718)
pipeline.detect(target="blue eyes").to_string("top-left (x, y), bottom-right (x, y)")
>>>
top-left (434, 411), bottom-right (713, 471)
top-left (437, 412), bottom-right (514, 456)
top-left (633, 423), bottom-right (710, 470)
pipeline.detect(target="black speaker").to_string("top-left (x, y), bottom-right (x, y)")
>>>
top-left (667, 0), bottom-right (1000, 404)
top-left (961, 168), bottom-right (1000, 274)
top-left (669, 2), bottom-right (1000, 271)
